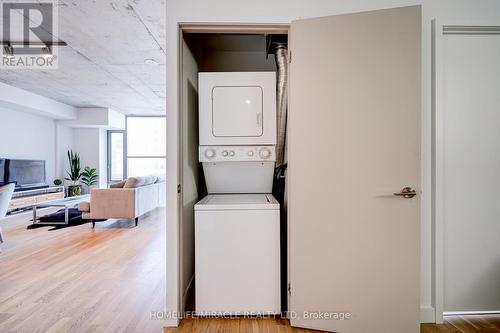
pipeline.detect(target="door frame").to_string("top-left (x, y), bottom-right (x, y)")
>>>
top-left (167, 22), bottom-right (290, 328)
top-left (433, 22), bottom-right (500, 324)
top-left (432, 18), bottom-right (444, 325)
top-left (169, 17), bottom-right (436, 330)
top-left (170, 17), bottom-right (434, 329)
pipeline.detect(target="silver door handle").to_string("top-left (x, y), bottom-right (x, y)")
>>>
top-left (393, 187), bottom-right (417, 198)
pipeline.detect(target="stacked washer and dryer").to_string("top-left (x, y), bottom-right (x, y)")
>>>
top-left (195, 72), bottom-right (281, 314)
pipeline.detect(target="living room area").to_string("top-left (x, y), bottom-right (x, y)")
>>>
top-left (0, 1), bottom-right (166, 331)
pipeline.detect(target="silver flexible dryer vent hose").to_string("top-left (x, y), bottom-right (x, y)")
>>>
top-left (274, 43), bottom-right (288, 166)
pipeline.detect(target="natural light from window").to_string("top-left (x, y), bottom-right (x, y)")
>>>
top-left (127, 117), bottom-right (166, 177)
top-left (110, 132), bottom-right (124, 181)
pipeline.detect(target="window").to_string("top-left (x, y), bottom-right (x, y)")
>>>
top-left (107, 116), bottom-right (166, 183)
top-left (108, 131), bottom-right (125, 182)
top-left (126, 117), bottom-right (166, 177)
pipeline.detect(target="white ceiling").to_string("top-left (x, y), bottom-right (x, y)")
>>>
top-left (0, 0), bottom-right (166, 115)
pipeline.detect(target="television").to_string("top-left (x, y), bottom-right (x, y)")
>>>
top-left (4, 159), bottom-right (48, 191)
top-left (0, 159), bottom-right (5, 184)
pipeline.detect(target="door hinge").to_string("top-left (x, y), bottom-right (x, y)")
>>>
top-left (288, 51), bottom-right (292, 63)
top-left (177, 184), bottom-right (181, 194)
top-left (287, 283), bottom-right (291, 296)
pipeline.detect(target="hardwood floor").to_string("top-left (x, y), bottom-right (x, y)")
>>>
top-left (0, 207), bottom-right (166, 333)
top-left (166, 315), bottom-right (500, 333)
top-left (422, 315), bottom-right (500, 333)
top-left (165, 317), bottom-right (323, 333)
top-left (1, 207), bottom-right (500, 332)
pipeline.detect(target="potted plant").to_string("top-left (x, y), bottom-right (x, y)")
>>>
top-left (81, 166), bottom-right (98, 194)
top-left (65, 150), bottom-right (82, 197)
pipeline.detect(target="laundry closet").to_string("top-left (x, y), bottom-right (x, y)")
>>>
top-left (180, 31), bottom-right (290, 315)
top-left (176, 6), bottom-right (421, 332)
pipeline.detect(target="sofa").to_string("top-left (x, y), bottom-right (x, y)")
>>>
top-left (78, 175), bottom-right (165, 227)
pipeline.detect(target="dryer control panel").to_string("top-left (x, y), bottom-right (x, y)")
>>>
top-left (199, 146), bottom-right (275, 162)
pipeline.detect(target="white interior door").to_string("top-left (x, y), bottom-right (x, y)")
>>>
top-left (288, 6), bottom-right (421, 333)
top-left (441, 31), bottom-right (500, 312)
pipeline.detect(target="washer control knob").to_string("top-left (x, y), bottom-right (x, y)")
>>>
top-left (222, 150), bottom-right (229, 157)
top-left (247, 150), bottom-right (254, 157)
top-left (259, 148), bottom-right (271, 159)
top-left (205, 148), bottom-right (216, 159)
top-left (229, 150), bottom-right (235, 157)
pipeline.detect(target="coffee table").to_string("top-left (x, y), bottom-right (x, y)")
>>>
top-left (32, 195), bottom-right (90, 225)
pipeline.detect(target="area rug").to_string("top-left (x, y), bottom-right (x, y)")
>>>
top-left (27, 208), bottom-right (106, 231)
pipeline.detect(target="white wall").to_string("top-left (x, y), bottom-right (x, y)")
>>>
top-left (55, 124), bottom-right (74, 182)
top-left (0, 82), bottom-right (77, 184)
top-left (0, 108), bottom-right (60, 183)
top-left (98, 129), bottom-right (108, 188)
top-left (0, 109), bottom-right (108, 189)
top-left (0, 84), bottom-right (123, 190)
top-left (59, 107), bottom-right (126, 130)
top-left (166, 0), bottom-right (500, 326)
top-left (73, 128), bottom-right (108, 188)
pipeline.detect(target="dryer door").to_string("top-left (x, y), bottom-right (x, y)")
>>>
top-left (212, 86), bottom-right (263, 137)
top-left (199, 72), bottom-right (276, 146)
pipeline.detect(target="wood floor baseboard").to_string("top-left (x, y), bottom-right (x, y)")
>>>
top-left (421, 306), bottom-right (436, 323)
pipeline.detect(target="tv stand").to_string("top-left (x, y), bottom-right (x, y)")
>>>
top-left (14, 184), bottom-right (50, 192)
top-left (8, 186), bottom-right (65, 213)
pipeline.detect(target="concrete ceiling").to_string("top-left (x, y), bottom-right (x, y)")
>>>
top-left (0, 0), bottom-right (166, 115)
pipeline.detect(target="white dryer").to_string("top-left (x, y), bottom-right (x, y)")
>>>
top-left (198, 72), bottom-right (278, 194)
top-left (198, 72), bottom-right (276, 146)
top-left (195, 194), bottom-right (280, 314)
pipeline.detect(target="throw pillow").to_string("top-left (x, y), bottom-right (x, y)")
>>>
top-left (124, 177), bottom-right (146, 188)
top-left (124, 177), bottom-right (138, 188)
top-left (109, 180), bottom-right (126, 188)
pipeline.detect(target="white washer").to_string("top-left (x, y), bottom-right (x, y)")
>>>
top-left (195, 194), bottom-right (280, 314)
